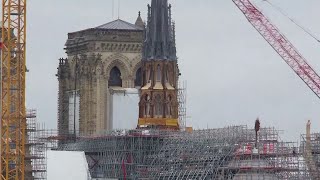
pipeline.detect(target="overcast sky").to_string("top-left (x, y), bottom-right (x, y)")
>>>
top-left (26, 0), bottom-right (320, 141)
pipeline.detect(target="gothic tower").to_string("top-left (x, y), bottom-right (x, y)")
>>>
top-left (138, 0), bottom-right (179, 130)
top-left (57, 15), bottom-right (144, 137)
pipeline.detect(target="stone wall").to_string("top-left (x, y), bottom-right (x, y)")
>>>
top-left (58, 28), bottom-right (143, 136)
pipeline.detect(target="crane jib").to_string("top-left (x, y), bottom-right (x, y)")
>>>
top-left (232, 0), bottom-right (320, 99)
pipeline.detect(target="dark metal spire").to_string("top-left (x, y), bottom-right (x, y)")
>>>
top-left (143, 0), bottom-right (177, 61)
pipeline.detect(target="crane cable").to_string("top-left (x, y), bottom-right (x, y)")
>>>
top-left (263, 0), bottom-right (320, 43)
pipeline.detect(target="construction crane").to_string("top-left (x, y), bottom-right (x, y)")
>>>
top-left (232, 0), bottom-right (320, 99)
top-left (1, 0), bottom-right (27, 179)
top-left (232, 0), bottom-right (320, 178)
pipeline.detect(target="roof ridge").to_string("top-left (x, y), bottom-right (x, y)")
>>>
top-left (95, 19), bottom-right (143, 30)
top-left (116, 19), bottom-right (137, 29)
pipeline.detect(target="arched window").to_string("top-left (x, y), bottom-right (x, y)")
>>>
top-left (155, 94), bottom-right (162, 117)
top-left (165, 69), bottom-right (169, 83)
top-left (108, 66), bottom-right (122, 87)
top-left (145, 65), bottom-right (151, 82)
top-left (135, 68), bottom-right (142, 87)
top-left (144, 94), bottom-right (151, 118)
top-left (156, 65), bottom-right (161, 82)
top-left (166, 95), bottom-right (172, 118)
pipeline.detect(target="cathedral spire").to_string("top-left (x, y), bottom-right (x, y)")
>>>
top-left (143, 0), bottom-right (177, 61)
top-left (138, 0), bottom-right (180, 130)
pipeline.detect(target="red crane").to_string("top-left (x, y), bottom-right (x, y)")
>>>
top-left (232, 0), bottom-right (320, 99)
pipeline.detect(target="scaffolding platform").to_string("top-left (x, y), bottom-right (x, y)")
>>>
top-left (48, 125), bottom-right (313, 179)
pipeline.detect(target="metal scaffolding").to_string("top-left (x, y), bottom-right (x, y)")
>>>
top-left (52, 125), bottom-right (312, 179)
top-left (146, 126), bottom-right (247, 179)
top-left (26, 110), bottom-right (47, 179)
top-left (178, 81), bottom-right (187, 131)
top-left (227, 127), bottom-right (305, 179)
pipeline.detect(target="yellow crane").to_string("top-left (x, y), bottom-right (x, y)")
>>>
top-left (1, 0), bottom-right (26, 179)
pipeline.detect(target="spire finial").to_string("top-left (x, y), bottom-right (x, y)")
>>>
top-left (135, 10), bottom-right (144, 28)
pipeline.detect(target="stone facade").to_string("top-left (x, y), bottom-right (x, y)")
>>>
top-left (57, 17), bottom-right (144, 136)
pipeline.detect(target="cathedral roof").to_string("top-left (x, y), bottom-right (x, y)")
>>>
top-left (95, 19), bottom-right (143, 31)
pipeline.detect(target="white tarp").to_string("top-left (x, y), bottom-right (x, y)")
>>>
top-left (110, 88), bottom-right (139, 129)
top-left (68, 90), bottom-right (80, 135)
top-left (47, 150), bottom-right (90, 180)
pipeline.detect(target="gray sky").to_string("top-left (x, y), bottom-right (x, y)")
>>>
top-left (26, 0), bottom-right (320, 141)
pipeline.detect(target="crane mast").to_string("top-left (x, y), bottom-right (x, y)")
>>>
top-left (232, 0), bottom-right (320, 99)
top-left (1, 0), bottom-right (26, 179)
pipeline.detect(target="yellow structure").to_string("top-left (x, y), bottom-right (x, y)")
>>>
top-left (138, 118), bottom-right (179, 127)
top-left (1, 0), bottom-right (26, 179)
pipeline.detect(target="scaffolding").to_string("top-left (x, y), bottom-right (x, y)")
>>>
top-left (26, 110), bottom-right (47, 179)
top-left (146, 127), bottom-right (306, 179)
top-left (146, 126), bottom-right (247, 179)
top-left (52, 125), bottom-right (312, 179)
top-left (227, 127), bottom-right (306, 179)
top-left (178, 81), bottom-right (187, 131)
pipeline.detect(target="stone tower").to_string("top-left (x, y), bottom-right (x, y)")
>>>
top-left (57, 15), bottom-right (144, 136)
top-left (137, 0), bottom-right (180, 130)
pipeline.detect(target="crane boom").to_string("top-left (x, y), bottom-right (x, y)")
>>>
top-left (232, 0), bottom-right (320, 99)
top-left (1, 0), bottom-right (27, 179)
